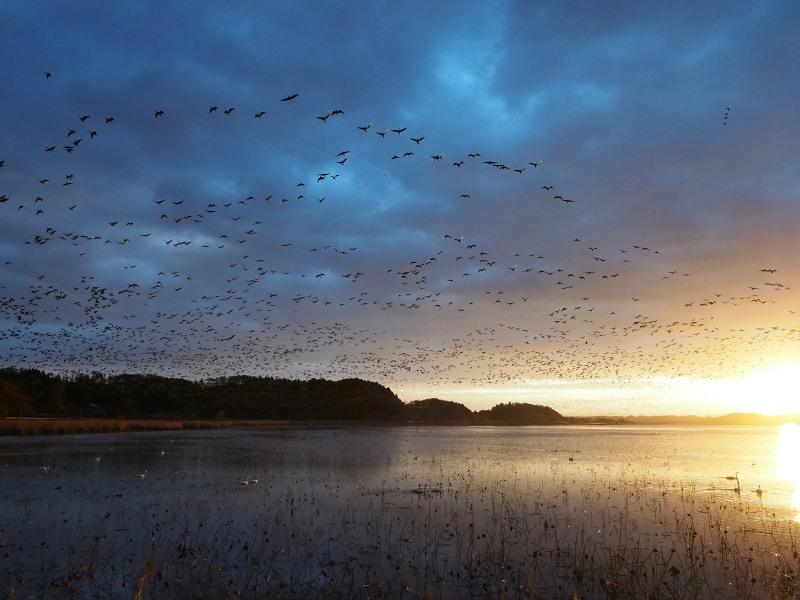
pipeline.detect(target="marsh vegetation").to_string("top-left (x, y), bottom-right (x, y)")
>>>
top-left (1, 426), bottom-right (797, 599)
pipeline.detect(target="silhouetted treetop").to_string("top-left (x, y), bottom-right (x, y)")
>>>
top-left (0, 368), bottom-right (566, 425)
top-left (407, 398), bottom-right (474, 422)
top-left (476, 402), bottom-right (565, 424)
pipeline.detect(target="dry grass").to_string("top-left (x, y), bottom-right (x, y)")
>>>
top-left (0, 417), bottom-right (287, 436)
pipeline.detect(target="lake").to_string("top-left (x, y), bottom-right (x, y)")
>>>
top-left (1, 424), bottom-right (798, 599)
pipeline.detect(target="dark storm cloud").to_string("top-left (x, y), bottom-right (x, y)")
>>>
top-left (1, 1), bottom-right (798, 414)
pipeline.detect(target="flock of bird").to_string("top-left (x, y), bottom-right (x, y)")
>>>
top-left (1, 72), bottom-right (797, 406)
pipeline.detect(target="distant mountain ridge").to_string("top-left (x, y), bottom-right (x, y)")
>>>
top-left (622, 413), bottom-right (800, 426)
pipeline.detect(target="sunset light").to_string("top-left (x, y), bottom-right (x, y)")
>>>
top-left (718, 362), bottom-right (800, 416)
top-left (1, 3), bottom-right (798, 415)
top-left (777, 424), bottom-right (800, 521)
top-left (1, 3), bottom-right (799, 597)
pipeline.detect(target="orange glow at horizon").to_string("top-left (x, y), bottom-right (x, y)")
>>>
top-left (715, 361), bottom-right (800, 416)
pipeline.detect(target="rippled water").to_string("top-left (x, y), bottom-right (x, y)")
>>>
top-left (1, 424), bottom-right (798, 598)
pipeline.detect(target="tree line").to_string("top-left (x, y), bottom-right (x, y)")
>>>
top-left (0, 367), bottom-right (569, 424)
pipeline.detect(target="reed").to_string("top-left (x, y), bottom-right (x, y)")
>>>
top-left (3, 466), bottom-right (797, 599)
top-left (0, 418), bottom-right (286, 436)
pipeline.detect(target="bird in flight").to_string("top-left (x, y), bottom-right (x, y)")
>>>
top-left (281, 93), bottom-right (299, 102)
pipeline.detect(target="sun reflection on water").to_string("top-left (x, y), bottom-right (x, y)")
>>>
top-left (777, 423), bottom-right (800, 521)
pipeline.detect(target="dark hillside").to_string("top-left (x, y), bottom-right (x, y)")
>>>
top-left (407, 398), bottom-right (474, 423)
top-left (476, 402), bottom-right (566, 424)
top-left (1, 368), bottom-right (567, 426)
top-left (0, 368), bottom-right (407, 422)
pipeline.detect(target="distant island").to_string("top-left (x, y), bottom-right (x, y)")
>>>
top-left (0, 368), bottom-right (796, 435)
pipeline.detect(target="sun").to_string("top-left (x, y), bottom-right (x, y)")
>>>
top-left (720, 362), bottom-right (800, 415)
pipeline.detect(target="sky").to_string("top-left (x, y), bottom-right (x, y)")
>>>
top-left (1, 1), bottom-right (799, 416)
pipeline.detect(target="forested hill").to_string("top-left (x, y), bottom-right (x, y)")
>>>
top-left (0, 368), bottom-right (407, 421)
top-left (0, 368), bottom-right (567, 424)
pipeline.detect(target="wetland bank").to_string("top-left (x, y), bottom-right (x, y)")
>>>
top-left (2, 425), bottom-right (799, 599)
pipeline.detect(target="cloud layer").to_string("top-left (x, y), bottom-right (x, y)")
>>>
top-left (1, 1), bottom-right (798, 414)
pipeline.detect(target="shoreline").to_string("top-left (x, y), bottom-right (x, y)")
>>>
top-left (0, 418), bottom-right (579, 436)
top-left (0, 417), bottom-right (292, 437)
top-left (2, 416), bottom-right (794, 436)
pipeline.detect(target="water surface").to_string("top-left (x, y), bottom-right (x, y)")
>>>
top-left (1, 424), bottom-right (797, 598)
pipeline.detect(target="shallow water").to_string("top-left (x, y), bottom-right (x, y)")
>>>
top-left (1, 424), bottom-right (798, 598)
